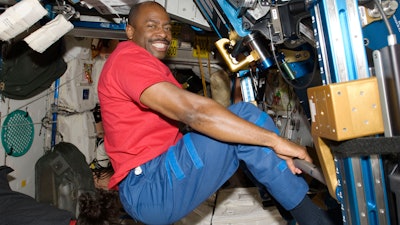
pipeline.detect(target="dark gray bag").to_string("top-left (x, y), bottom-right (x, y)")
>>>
top-left (35, 142), bottom-right (95, 218)
top-left (0, 40), bottom-right (67, 99)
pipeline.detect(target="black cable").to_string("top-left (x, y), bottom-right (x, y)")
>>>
top-left (269, 22), bottom-right (318, 90)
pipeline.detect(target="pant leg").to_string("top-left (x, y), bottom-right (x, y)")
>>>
top-left (227, 102), bottom-right (309, 210)
top-left (118, 102), bottom-right (308, 224)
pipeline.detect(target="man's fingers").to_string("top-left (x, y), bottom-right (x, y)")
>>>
top-left (278, 155), bottom-right (303, 174)
top-left (300, 152), bottom-right (313, 164)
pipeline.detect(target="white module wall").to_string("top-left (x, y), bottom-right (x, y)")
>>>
top-left (0, 93), bottom-right (50, 197)
top-left (44, 111), bottom-right (98, 164)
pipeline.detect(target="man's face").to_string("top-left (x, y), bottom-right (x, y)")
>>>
top-left (126, 4), bottom-right (172, 59)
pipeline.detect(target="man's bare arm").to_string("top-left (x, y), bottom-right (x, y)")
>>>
top-left (140, 82), bottom-right (311, 173)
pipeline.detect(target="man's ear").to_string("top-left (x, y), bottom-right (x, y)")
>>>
top-left (125, 24), bottom-right (135, 40)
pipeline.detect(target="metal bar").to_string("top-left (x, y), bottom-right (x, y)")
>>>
top-left (336, 156), bottom-right (351, 225)
top-left (370, 155), bottom-right (391, 224)
top-left (51, 78), bottom-right (60, 148)
top-left (310, 3), bottom-right (332, 84)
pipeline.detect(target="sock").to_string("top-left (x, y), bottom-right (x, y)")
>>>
top-left (289, 195), bottom-right (337, 225)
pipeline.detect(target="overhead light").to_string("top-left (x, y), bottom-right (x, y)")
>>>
top-left (0, 0), bottom-right (47, 41)
top-left (24, 14), bottom-right (74, 53)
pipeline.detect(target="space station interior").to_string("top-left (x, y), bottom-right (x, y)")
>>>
top-left (0, 0), bottom-right (400, 225)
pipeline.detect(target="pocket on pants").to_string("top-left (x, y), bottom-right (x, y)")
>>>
top-left (165, 133), bottom-right (204, 188)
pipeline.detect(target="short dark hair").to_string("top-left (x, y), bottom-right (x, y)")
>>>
top-left (128, 1), bottom-right (166, 27)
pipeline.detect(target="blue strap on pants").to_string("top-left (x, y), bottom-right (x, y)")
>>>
top-left (119, 102), bottom-right (308, 225)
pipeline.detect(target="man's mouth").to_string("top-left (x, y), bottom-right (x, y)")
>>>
top-left (151, 40), bottom-right (170, 51)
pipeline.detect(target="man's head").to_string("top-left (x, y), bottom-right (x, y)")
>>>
top-left (126, 1), bottom-right (172, 59)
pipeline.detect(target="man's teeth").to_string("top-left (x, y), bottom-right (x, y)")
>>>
top-left (153, 43), bottom-right (167, 49)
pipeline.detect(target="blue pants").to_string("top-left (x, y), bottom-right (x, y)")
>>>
top-left (119, 102), bottom-right (308, 225)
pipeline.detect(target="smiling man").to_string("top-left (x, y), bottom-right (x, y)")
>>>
top-left (125, 2), bottom-right (172, 58)
top-left (97, 1), bottom-right (336, 225)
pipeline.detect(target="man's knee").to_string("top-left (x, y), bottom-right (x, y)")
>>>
top-left (228, 102), bottom-right (263, 122)
top-left (229, 102), bottom-right (278, 133)
top-left (228, 102), bottom-right (258, 112)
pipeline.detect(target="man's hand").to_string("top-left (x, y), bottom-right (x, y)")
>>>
top-left (272, 137), bottom-right (312, 174)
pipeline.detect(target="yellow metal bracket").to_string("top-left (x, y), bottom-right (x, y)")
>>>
top-left (215, 38), bottom-right (260, 72)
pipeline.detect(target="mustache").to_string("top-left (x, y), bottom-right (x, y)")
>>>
top-left (150, 38), bottom-right (171, 45)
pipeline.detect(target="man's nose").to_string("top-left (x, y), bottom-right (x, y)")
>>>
top-left (155, 26), bottom-right (168, 38)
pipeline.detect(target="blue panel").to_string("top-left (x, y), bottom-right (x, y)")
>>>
top-left (194, 0), bottom-right (231, 38)
top-left (216, 0), bottom-right (250, 37)
top-left (363, 1), bottom-right (400, 51)
top-left (72, 21), bottom-right (126, 30)
top-left (336, 1), bottom-right (357, 81)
